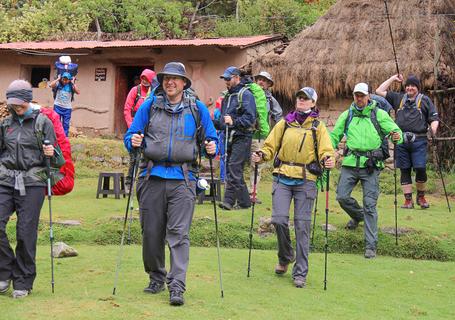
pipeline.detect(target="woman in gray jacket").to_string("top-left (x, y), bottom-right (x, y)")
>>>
top-left (0, 80), bottom-right (59, 299)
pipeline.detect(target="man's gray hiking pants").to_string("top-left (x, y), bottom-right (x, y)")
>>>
top-left (271, 180), bottom-right (317, 280)
top-left (137, 177), bottom-right (196, 292)
top-left (336, 166), bottom-right (380, 250)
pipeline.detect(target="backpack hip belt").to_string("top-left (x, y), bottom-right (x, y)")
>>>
top-left (279, 160), bottom-right (307, 180)
top-left (403, 132), bottom-right (427, 143)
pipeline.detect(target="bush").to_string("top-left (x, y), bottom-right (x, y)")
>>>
top-left (8, 216), bottom-right (451, 262)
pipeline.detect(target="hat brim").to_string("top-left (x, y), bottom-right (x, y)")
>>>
top-left (254, 75), bottom-right (273, 86)
top-left (7, 97), bottom-right (26, 105)
top-left (353, 90), bottom-right (369, 95)
top-left (157, 72), bottom-right (192, 90)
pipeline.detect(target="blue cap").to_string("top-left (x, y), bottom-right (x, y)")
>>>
top-left (61, 72), bottom-right (72, 80)
top-left (296, 87), bottom-right (318, 103)
top-left (157, 62), bottom-right (192, 90)
top-left (220, 66), bottom-right (241, 80)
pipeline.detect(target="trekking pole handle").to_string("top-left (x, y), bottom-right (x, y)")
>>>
top-left (43, 140), bottom-right (52, 161)
top-left (204, 138), bottom-right (217, 159)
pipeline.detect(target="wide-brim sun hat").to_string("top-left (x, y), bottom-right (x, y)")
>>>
top-left (157, 62), bottom-right (192, 90)
top-left (254, 71), bottom-right (273, 86)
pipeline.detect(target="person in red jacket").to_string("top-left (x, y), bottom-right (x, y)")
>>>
top-left (124, 69), bottom-right (156, 128)
top-left (123, 69), bottom-right (156, 188)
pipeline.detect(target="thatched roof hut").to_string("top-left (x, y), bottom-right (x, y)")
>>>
top-left (253, 0), bottom-right (455, 107)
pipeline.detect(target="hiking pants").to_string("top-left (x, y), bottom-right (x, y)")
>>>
top-left (336, 167), bottom-right (380, 250)
top-left (137, 177), bottom-right (196, 292)
top-left (224, 135), bottom-right (252, 207)
top-left (0, 185), bottom-right (45, 290)
top-left (54, 105), bottom-right (72, 137)
top-left (271, 180), bottom-right (316, 280)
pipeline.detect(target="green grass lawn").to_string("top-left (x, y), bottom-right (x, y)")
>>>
top-left (2, 137), bottom-right (455, 318)
top-left (1, 245), bottom-right (454, 320)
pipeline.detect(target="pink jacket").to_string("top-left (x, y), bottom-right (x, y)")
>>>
top-left (123, 69), bottom-right (156, 127)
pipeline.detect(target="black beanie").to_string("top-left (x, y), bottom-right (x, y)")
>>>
top-left (405, 75), bottom-right (421, 91)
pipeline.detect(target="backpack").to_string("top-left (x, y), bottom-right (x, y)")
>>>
top-left (343, 104), bottom-right (390, 160)
top-left (237, 83), bottom-right (270, 137)
top-left (131, 84), bottom-right (151, 118)
top-left (39, 107), bottom-right (75, 195)
top-left (55, 60), bottom-right (78, 78)
top-left (145, 91), bottom-right (203, 153)
top-left (1, 109), bottom-right (73, 194)
top-left (398, 93), bottom-right (424, 118)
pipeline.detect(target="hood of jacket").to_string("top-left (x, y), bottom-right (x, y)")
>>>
top-left (141, 69), bottom-right (156, 84)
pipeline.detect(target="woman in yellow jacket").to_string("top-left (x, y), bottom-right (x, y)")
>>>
top-left (252, 87), bottom-right (335, 288)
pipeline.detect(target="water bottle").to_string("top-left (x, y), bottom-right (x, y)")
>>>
top-left (196, 178), bottom-right (209, 195)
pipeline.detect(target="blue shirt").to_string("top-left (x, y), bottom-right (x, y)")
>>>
top-left (124, 95), bottom-right (218, 180)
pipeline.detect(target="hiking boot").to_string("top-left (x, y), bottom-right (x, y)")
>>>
top-left (401, 199), bottom-right (414, 209)
top-left (275, 263), bottom-right (289, 275)
top-left (12, 289), bottom-right (30, 299)
top-left (416, 196), bottom-right (430, 209)
top-left (143, 281), bottom-right (165, 294)
top-left (364, 249), bottom-right (376, 259)
top-left (249, 194), bottom-right (262, 204)
top-left (218, 202), bottom-right (234, 210)
top-left (0, 280), bottom-right (10, 294)
top-left (233, 204), bottom-right (251, 210)
top-left (345, 219), bottom-right (360, 230)
top-left (293, 277), bottom-right (306, 288)
top-left (275, 257), bottom-right (295, 275)
top-left (169, 290), bottom-right (184, 306)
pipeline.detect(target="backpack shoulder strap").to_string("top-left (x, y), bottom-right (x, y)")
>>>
top-left (416, 93), bottom-right (423, 110)
top-left (237, 86), bottom-right (248, 108)
top-left (398, 93), bottom-right (407, 110)
top-left (343, 108), bottom-right (354, 137)
top-left (34, 112), bottom-right (47, 150)
top-left (133, 84), bottom-right (142, 107)
top-left (369, 107), bottom-right (384, 139)
top-left (311, 119), bottom-right (320, 163)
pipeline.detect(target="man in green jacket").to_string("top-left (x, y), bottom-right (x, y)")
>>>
top-left (330, 83), bottom-right (402, 259)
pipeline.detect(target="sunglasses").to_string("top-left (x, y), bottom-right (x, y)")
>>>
top-left (297, 95), bottom-right (311, 101)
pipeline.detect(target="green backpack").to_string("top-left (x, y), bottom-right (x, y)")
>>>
top-left (238, 83), bottom-right (270, 139)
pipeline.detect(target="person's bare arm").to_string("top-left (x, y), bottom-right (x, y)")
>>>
top-left (376, 74), bottom-right (403, 97)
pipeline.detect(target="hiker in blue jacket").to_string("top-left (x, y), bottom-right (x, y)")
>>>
top-left (215, 66), bottom-right (257, 210)
top-left (124, 62), bottom-right (217, 306)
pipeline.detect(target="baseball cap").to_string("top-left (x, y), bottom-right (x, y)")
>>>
top-left (220, 66), bottom-right (241, 81)
top-left (353, 82), bottom-right (369, 95)
top-left (296, 87), bottom-right (318, 103)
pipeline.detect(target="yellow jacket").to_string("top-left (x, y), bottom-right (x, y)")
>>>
top-left (260, 117), bottom-right (335, 181)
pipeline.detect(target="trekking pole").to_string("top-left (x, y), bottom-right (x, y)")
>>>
top-left (44, 140), bottom-right (55, 294)
top-left (127, 156), bottom-right (139, 245)
top-left (310, 187), bottom-right (319, 249)
top-left (113, 132), bottom-right (141, 295)
top-left (208, 142), bottom-right (224, 298)
top-left (393, 145), bottom-right (398, 245)
top-left (247, 162), bottom-right (259, 277)
top-left (323, 170), bottom-right (330, 291)
top-left (383, 0), bottom-right (401, 76)
top-left (432, 136), bottom-right (451, 213)
top-left (224, 125), bottom-right (229, 189)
